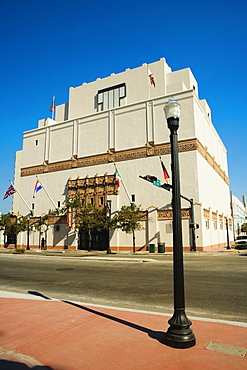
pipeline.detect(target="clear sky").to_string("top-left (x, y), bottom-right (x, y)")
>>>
top-left (1, 0), bottom-right (246, 214)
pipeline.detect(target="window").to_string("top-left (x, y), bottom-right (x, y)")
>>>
top-left (205, 219), bottom-right (209, 229)
top-left (35, 140), bottom-right (39, 146)
top-left (131, 194), bottom-right (135, 203)
top-left (31, 203), bottom-right (35, 210)
top-left (98, 83), bottom-right (126, 111)
top-left (100, 197), bottom-right (104, 205)
top-left (57, 201), bottom-right (61, 208)
top-left (55, 225), bottom-right (60, 232)
top-left (90, 198), bottom-right (94, 205)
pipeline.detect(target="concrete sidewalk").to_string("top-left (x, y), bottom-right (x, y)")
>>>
top-left (0, 291), bottom-right (246, 369)
top-left (0, 246), bottom-right (244, 262)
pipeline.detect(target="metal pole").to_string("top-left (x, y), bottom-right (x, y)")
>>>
top-left (226, 218), bottom-right (231, 249)
top-left (190, 199), bottom-right (196, 251)
top-left (164, 115), bottom-right (196, 349)
top-left (26, 217), bottom-right (30, 250)
top-left (106, 200), bottom-right (112, 254)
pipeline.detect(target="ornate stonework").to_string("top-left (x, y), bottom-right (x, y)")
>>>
top-left (20, 138), bottom-right (230, 185)
top-left (157, 208), bottom-right (190, 220)
top-left (29, 215), bottom-right (67, 226)
top-left (212, 212), bottom-right (217, 221)
top-left (67, 173), bottom-right (119, 203)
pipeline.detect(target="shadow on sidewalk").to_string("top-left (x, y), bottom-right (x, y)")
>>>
top-left (27, 291), bottom-right (167, 344)
top-left (62, 300), bottom-right (167, 344)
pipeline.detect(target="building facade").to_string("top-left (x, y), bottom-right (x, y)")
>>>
top-left (231, 194), bottom-right (247, 238)
top-left (9, 58), bottom-right (232, 251)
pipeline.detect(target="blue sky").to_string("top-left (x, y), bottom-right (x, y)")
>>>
top-left (1, 0), bottom-right (246, 214)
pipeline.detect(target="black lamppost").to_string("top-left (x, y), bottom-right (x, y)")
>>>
top-left (26, 216), bottom-right (30, 250)
top-left (226, 218), bottom-right (231, 250)
top-left (163, 97), bottom-right (196, 349)
top-left (106, 200), bottom-right (112, 254)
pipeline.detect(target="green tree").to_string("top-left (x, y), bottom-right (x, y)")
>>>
top-left (64, 196), bottom-right (108, 251)
top-left (111, 203), bottom-right (144, 253)
top-left (0, 213), bottom-right (29, 248)
top-left (31, 208), bottom-right (64, 249)
top-left (241, 223), bottom-right (247, 233)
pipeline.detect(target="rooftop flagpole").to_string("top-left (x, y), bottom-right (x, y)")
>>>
top-left (50, 96), bottom-right (56, 121)
top-left (147, 64), bottom-right (156, 100)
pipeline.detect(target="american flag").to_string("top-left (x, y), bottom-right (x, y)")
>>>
top-left (50, 99), bottom-right (56, 112)
top-left (3, 184), bottom-right (16, 200)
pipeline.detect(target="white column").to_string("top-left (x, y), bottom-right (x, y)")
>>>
top-left (44, 126), bottom-right (50, 163)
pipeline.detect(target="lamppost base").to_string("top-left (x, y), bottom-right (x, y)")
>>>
top-left (164, 310), bottom-right (196, 349)
top-left (165, 326), bottom-right (196, 349)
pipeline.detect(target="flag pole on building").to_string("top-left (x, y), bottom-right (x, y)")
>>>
top-left (50, 96), bottom-right (56, 120)
top-left (114, 163), bottom-right (132, 204)
top-left (35, 175), bottom-right (57, 209)
top-left (7, 180), bottom-right (32, 213)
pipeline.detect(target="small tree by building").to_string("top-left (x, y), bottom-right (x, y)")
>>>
top-left (111, 203), bottom-right (144, 253)
top-left (64, 196), bottom-right (108, 251)
top-left (30, 209), bottom-right (63, 249)
top-left (0, 213), bottom-right (29, 249)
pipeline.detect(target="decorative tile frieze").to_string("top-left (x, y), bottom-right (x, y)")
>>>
top-left (29, 215), bottom-right (67, 226)
top-left (157, 208), bottom-right (190, 220)
top-left (212, 212), bottom-right (217, 221)
top-left (20, 138), bottom-right (229, 185)
top-left (67, 173), bottom-right (119, 201)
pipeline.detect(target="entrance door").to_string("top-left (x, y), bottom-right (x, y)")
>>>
top-left (78, 228), bottom-right (109, 251)
top-left (6, 233), bottom-right (16, 247)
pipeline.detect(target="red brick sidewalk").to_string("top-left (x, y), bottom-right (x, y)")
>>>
top-left (0, 296), bottom-right (246, 369)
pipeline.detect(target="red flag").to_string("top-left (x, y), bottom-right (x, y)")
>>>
top-left (148, 68), bottom-right (156, 87)
top-left (160, 158), bottom-right (170, 181)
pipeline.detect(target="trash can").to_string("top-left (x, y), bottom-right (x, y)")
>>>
top-left (158, 243), bottom-right (165, 253)
top-left (149, 244), bottom-right (155, 253)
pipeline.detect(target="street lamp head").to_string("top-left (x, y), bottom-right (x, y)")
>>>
top-left (164, 97), bottom-right (181, 120)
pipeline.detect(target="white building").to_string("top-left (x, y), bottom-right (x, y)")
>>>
top-left (9, 58), bottom-right (233, 252)
top-left (231, 194), bottom-right (247, 237)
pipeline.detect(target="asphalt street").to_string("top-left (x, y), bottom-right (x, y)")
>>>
top-left (0, 252), bottom-right (246, 323)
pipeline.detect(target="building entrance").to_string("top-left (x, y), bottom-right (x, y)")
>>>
top-left (78, 228), bottom-right (109, 251)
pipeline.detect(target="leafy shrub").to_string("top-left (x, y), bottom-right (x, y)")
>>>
top-left (13, 248), bottom-right (26, 254)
